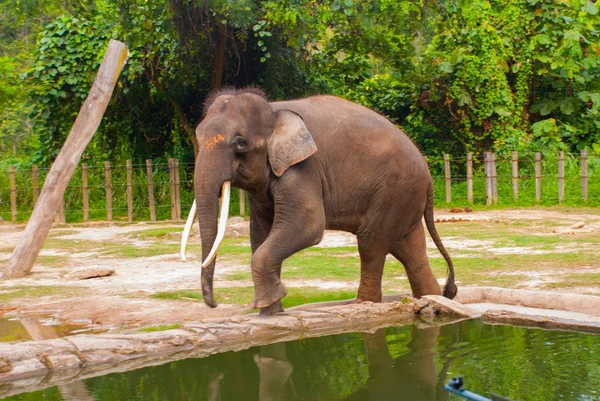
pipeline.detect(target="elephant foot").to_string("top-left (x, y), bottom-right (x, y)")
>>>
top-left (202, 291), bottom-right (218, 308)
top-left (253, 282), bottom-right (287, 309)
top-left (259, 301), bottom-right (284, 316)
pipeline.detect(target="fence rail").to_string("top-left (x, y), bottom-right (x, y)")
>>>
top-left (1, 151), bottom-right (599, 224)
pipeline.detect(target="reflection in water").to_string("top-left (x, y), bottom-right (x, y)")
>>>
top-left (349, 326), bottom-right (449, 401)
top-left (19, 318), bottom-right (96, 401)
top-left (3, 319), bottom-right (600, 401)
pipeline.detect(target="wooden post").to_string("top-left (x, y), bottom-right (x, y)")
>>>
top-left (9, 166), bottom-right (16, 223)
top-left (535, 152), bottom-right (542, 202)
top-left (105, 161), bottom-right (112, 221)
top-left (32, 165), bottom-right (39, 207)
top-left (581, 149), bottom-right (588, 202)
top-left (82, 164), bottom-right (89, 222)
top-left (485, 152), bottom-right (492, 206)
top-left (466, 153), bottom-right (473, 204)
top-left (239, 189), bottom-right (245, 215)
top-left (146, 159), bottom-right (156, 222)
top-left (55, 196), bottom-right (66, 224)
top-left (126, 160), bottom-right (134, 222)
top-left (168, 158), bottom-right (176, 220)
top-left (4, 40), bottom-right (128, 278)
top-left (174, 158), bottom-right (181, 220)
top-left (511, 151), bottom-right (519, 202)
top-left (444, 154), bottom-right (451, 203)
top-left (491, 152), bottom-right (498, 204)
top-left (558, 151), bottom-right (565, 203)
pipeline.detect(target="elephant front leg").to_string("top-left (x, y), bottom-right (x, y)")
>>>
top-left (250, 184), bottom-right (325, 314)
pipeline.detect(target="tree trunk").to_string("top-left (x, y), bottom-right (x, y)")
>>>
top-left (170, 99), bottom-right (199, 157)
top-left (211, 24), bottom-right (228, 91)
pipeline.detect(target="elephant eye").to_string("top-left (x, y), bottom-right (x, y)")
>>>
top-left (233, 136), bottom-right (248, 152)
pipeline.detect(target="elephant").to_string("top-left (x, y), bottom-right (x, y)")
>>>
top-left (181, 87), bottom-right (456, 315)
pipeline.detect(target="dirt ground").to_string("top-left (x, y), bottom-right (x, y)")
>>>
top-left (0, 208), bottom-right (599, 332)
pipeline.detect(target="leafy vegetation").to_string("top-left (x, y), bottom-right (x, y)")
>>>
top-left (1, 0), bottom-right (599, 169)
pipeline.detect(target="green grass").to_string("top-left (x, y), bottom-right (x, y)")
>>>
top-left (150, 287), bottom-right (358, 309)
top-left (543, 273), bottom-right (600, 290)
top-left (0, 286), bottom-right (81, 303)
top-left (128, 227), bottom-right (183, 240)
top-left (36, 255), bottom-right (68, 267)
top-left (137, 323), bottom-right (181, 332)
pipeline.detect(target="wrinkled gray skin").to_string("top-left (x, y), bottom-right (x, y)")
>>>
top-left (195, 88), bottom-right (456, 315)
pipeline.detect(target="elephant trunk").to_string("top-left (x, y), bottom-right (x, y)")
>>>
top-left (196, 181), bottom-right (230, 308)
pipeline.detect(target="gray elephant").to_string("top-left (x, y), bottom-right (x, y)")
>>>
top-left (181, 87), bottom-right (456, 315)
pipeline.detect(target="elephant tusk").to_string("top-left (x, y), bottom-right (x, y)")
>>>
top-left (201, 181), bottom-right (231, 268)
top-left (180, 200), bottom-right (197, 262)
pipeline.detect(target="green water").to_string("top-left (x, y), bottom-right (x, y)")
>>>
top-left (3, 319), bottom-right (600, 401)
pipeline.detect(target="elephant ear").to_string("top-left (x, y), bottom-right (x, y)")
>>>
top-left (268, 109), bottom-right (318, 177)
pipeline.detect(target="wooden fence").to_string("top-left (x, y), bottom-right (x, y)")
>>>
top-left (0, 150), bottom-right (598, 223)
top-left (429, 150), bottom-right (592, 205)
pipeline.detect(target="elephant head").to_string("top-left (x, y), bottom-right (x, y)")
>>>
top-left (188, 88), bottom-right (317, 307)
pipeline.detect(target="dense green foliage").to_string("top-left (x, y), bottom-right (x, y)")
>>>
top-left (0, 0), bottom-right (599, 164)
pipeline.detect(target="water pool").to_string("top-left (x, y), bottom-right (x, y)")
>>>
top-left (3, 319), bottom-right (599, 401)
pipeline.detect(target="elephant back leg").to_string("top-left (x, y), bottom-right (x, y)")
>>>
top-left (391, 224), bottom-right (442, 298)
top-left (356, 236), bottom-right (388, 303)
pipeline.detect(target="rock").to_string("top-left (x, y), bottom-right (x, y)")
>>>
top-left (66, 268), bottom-right (115, 280)
top-left (415, 295), bottom-right (480, 318)
top-left (449, 208), bottom-right (464, 213)
top-left (464, 207), bottom-right (473, 212)
top-left (571, 221), bottom-right (585, 229)
top-left (227, 217), bottom-right (245, 225)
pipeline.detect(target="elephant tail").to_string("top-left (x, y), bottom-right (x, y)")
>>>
top-left (424, 180), bottom-right (457, 299)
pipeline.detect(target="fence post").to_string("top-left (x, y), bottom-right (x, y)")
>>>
top-left (558, 151), bottom-right (565, 203)
top-left (581, 149), bottom-right (588, 202)
top-left (484, 152), bottom-right (492, 206)
top-left (126, 159), bottom-right (133, 222)
top-left (56, 196), bottom-right (66, 224)
top-left (82, 164), bottom-right (89, 222)
top-left (32, 165), bottom-right (39, 207)
top-left (174, 158), bottom-right (181, 220)
top-left (105, 161), bottom-right (112, 221)
top-left (239, 189), bottom-right (245, 215)
top-left (9, 166), bottom-right (17, 223)
top-left (491, 152), bottom-right (498, 204)
top-left (146, 159), bottom-right (156, 222)
top-left (511, 151), bottom-right (518, 202)
top-left (444, 154), bottom-right (451, 203)
top-left (535, 152), bottom-right (542, 202)
top-left (168, 158), bottom-right (176, 220)
top-left (466, 153), bottom-right (473, 204)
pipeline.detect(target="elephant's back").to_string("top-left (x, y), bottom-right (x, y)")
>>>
top-left (271, 96), bottom-right (430, 235)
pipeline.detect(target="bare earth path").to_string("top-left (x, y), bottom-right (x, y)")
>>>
top-left (0, 208), bottom-right (598, 332)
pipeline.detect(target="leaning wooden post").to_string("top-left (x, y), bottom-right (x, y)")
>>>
top-left (581, 149), bottom-right (588, 202)
top-left (485, 152), bottom-right (492, 206)
top-left (466, 153), bottom-right (473, 204)
top-left (491, 152), bottom-right (498, 204)
top-left (535, 152), bottom-right (542, 202)
top-left (444, 154), bottom-right (451, 203)
top-left (32, 165), bottom-right (39, 207)
top-left (82, 164), bottom-right (89, 222)
top-left (146, 159), bottom-right (156, 221)
top-left (3, 40), bottom-right (128, 278)
top-left (511, 151), bottom-right (519, 202)
top-left (9, 166), bottom-right (17, 223)
top-left (558, 151), bottom-right (565, 203)
top-left (104, 161), bottom-right (113, 221)
top-left (126, 159), bottom-right (133, 222)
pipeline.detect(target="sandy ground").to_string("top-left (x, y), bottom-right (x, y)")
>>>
top-left (0, 208), bottom-right (599, 331)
